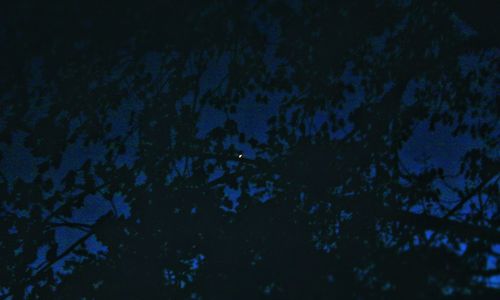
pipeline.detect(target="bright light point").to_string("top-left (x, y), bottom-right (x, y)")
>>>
top-left (238, 154), bottom-right (243, 159)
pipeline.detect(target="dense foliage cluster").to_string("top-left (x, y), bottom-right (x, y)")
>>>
top-left (0, 0), bottom-right (498, 298)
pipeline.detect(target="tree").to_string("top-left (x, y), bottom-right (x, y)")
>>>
top-left (0, 0), bottom-right (498, 299)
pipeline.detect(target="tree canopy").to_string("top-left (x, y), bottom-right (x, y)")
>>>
top-left (0, 0), bottom-right (499, 299)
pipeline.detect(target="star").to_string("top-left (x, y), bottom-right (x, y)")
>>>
top-left (238, 154), bottom-right (243, 159)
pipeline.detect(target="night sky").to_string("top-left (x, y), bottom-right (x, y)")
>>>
top-left (1, 0), bottom-right (499, 298)
top-left (1, 55), bottom-right (497, 282)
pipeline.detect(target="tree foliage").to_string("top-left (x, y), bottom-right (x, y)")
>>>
top-left (0, 0), bottom-right (499, 299)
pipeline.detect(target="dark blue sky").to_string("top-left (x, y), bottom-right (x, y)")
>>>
top-left (0, 17), bottom-right (498, 291)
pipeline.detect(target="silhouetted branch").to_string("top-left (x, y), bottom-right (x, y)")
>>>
top-left (48, 221), bottom-right (93, 232)
top-left (443, 174), bottom-right (499, 219)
